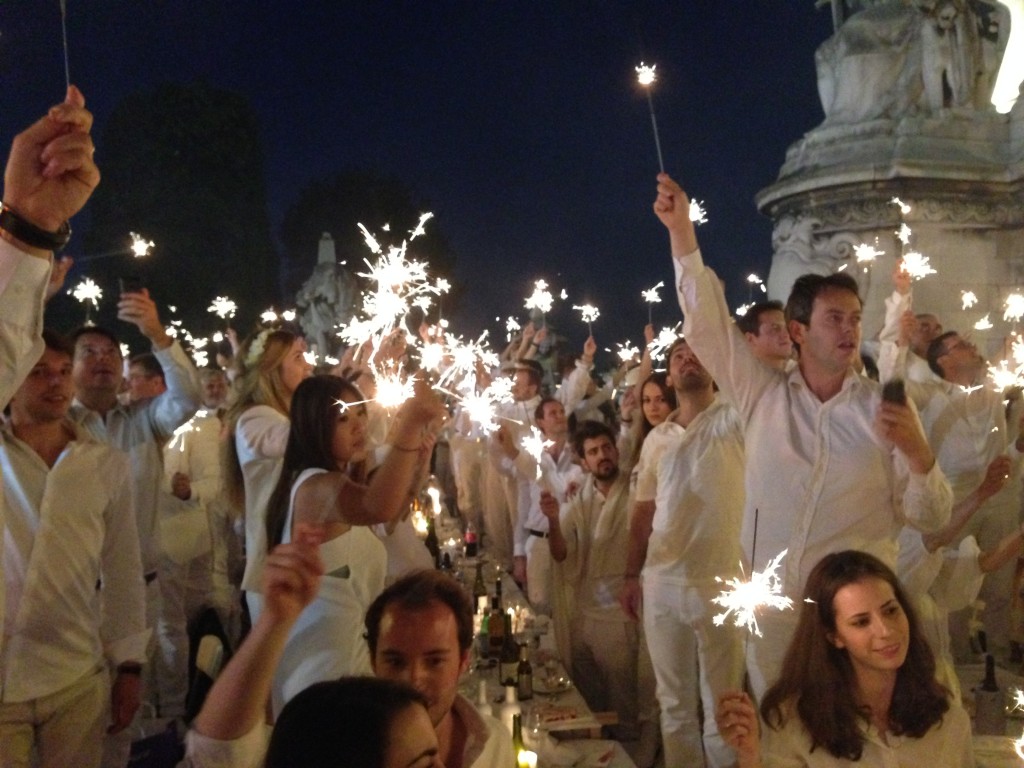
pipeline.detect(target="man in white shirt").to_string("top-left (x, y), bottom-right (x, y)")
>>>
top-left (654, 172), bottom-right (952, 699)
top-left (499, 396), bottom-right (584, 612)
top-left (0, 331), bottom-right (147, 767)
top-left (734, 300), bottom-right (794, 371)
top-left (542, 420), bottom-right (642, 743)
top-left (365, 570), bottom-right (517, 768)
top-left (0, 85), bottom-right (100, 662)
top-left (619, 337), bottom-right (746, 768)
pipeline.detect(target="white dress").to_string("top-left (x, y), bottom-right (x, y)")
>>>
top-left (270, 467), bottom-right (386, 716)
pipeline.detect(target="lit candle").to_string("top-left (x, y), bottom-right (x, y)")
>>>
top-left (517, 750), bottom-right (538, 768)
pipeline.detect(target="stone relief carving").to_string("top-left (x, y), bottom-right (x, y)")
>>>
top-left (815, 0), bottom-right (1009, 124)
top-left (295, 233), bottom-right (358, 357)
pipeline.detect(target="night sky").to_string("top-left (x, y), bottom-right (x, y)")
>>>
top-left (0, 2), bottom-right (835, 360)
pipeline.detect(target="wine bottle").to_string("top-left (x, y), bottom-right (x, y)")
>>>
top-left (464, 521), bottom-right (479, 558)
top-left (488, 597), bottom-right (505, 660)
top-left (472, 562), bottom-right (488, 607)
top-left (511, 712), bottom-right (524, 754)
top-left (424, 516), bottom-right (440, 568)
top-left (974, 653), bottom-right (1006, 735)
top-left (499, 613), bottom-right (518, 685)
top-left (516, 643), bottom-right (533, 701)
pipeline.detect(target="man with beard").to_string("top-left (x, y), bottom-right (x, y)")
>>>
top-left (618, 338), bottom-right (745, 768)
top-left (540, 420), bottom-right (642, 744)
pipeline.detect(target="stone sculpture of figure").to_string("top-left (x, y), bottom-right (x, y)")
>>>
top-left (766, 215), bottom-right (839, 302)
top-left (814, 0), bottom-right (991, 123)
top-left (295, 233), bottom-right (357, 358)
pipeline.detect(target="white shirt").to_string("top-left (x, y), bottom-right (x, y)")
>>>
top-left (673, 248), bottom-right (952, 596)
top-left (645, 398), bottom-right (745, 587)
top-left (557, 472), bottom-right (632, 620)
top-left (632, 415), bottom-right (686, 504)
top-left (69, 341), bottom-right (200, 573)
top-left (1, 421), bottom-right (148, 701)
top-left (761, 701), bottom-right (975, 767)
top-left (0, 242), bottom-right (51, 660)
top-left (235, 405), bottom-right (289, 593)
top-left (512, 442), bottom-right (584, 556)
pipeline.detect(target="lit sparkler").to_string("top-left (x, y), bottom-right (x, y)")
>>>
top-left (524, 280), bottom-right (554, 317)
top-left (642, 281), bottom-right (664, 324)
top-left (616, 343), bottom-right (639, 362)
top-left (712, 550), bottom-right (794, 637)
top-left (988, 360), bottom-right (1023, 391)
top-left (891, 197), bottom-right (911, 215)
top-left (899, 252), bottom-right (935, 280)
top-left (635, 62), bottom-right (665, 172)
top-left (130, 232), bottom-right (155, 258)
top-left (281, 309), bottom-right (296, 322)
top-left (735, 302), bottom-right (754, 317)
top-left (69, 277), bottom-right (102, 323)
top-left (961, 291), bottom-right (978, 310)
top-left (521, 426), bottom-right (554, 485)
top-left (975, 315), bottom-right (994, 331)
top-left (854, 243), bottom-right (883, 263)
top-left (505, 316), bottom-right (521, 342)
top-left (207, 296), bottom-right (237, 323)
top-left (689, 199), bottom-right (708, 225)
top-left (746, 274), bottom-right (767, 301)
top-left (574, 304), bottom-right (600, 335)
top-left (1005, 293), bottom-right (1024, 324)
top-left (647, 325), bottom-right (680, 362)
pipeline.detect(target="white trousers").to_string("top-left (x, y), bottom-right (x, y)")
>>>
top-left (642, 579), bottom-right (744, 768)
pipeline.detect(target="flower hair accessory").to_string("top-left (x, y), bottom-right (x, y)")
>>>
top-left (245, 329), bottom-right (273, 369)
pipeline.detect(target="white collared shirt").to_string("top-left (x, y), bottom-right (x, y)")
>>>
top-left (673, 248), bottom-right (952, 597)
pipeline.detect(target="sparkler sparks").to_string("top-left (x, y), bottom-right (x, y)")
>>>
top-left (961, 291), bottom-right (978, 310)
top-left (854, 243), bottom-right (884, 263)
top-left (641, 281), bottom-right (664, 305)
top-left (689, 200), bottom-right (708, 225)
top-left (974, 315), bottom-right (994, 331)
top-left (524, 280), bottom-right (554, 316)
top-left (616, 343), bottom-right (640, 362)
top-left (129, 232), bottom-right (155, 258)
top-left (987, 360), bottom-right (1023, 391)
top-left (70, 277), bottom-right (102, 307)
top-left (573, 304), bottom-right (600, 330)
top-left (891, 197), bottom-right (912, 216)
top-left (207, 296), bottom-right (237, 321)
top-left (712, 550), bottom-right (794, 637)
top-left (505, 316), bottom-right (521, 341)
top-left (634, 61), bottom-right (665, 172)
top-left (521, 426), bottom-right (554, 482)
top-left (899, 252), bottom-right (935, 280)
top-left (647, 326), bottom-right (681, 361)
top-left (1005, 293), bottom-right (1024, 324)
top-left (746, 274), bottom-right (767, 294)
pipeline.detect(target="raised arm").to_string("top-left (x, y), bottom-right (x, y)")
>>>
top-left (192, 542), bottom-right (323, 741)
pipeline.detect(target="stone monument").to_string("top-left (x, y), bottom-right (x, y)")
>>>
top-left (295, 232), bottom-right (358, 358)
top-left (760, 0), bottom-right (1024, 353)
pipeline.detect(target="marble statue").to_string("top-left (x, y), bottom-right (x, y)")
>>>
top-left (295, 233), bottom-right (357, 357)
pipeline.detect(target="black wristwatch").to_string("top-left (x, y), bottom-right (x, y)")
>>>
top-left (0, 203), bottom-right (71, 251)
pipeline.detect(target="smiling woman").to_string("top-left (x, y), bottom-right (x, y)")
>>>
top-left (716, 551), bottom-right (975, 768)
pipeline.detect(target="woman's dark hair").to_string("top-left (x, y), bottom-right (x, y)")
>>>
top-left (265, 374), bottom-right (366, 547)
top-left (760, 550), bottom-right (950, 760)
top-left (265, 677), bottom-right (428, 768)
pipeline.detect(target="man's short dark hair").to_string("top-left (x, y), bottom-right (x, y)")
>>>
top-left (784, 273), bottom-right (861, 327)
top-left (572, 419), bottom-right (616, 458)
top-left (736, 300), bottom-right (785, 336)
top-left (534, 395), bottom-right (560, 424)
top-left (514, 358), bottom-right (543, 389)
top-left (665, 336), bottom-right (688, 361)
top-left (69, 325), bottom-right (121, 354)
top-left (364, 570), bottom-right (473, 658)
top-left (129, 351), bottom-right (165, 382)
top-left (926, 330), bottom-right (959, 378)
top-left (42, 328), bottom-right (75, 358)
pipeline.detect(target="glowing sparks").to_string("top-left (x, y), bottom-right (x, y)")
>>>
top-left (129, 232), bottom-right (155, 258)
top-left (961, 291), bottom-right (978, 310)
top-left (616, 343), bottom-right (640, 362)
top-left (635, 62), bottom-right (657, 87)
top-left (70, 277), bottom-right (102, 307)
top-left (207, 296), bottom-right (237, 320)
top-left (642, 281), bottom-right (664, 304)
top-left (891, 197), bottom-right (912, 216)
top-left (897, 223), bottom-right (913, 246)
top-left (521, 426), bottom-right (554, 481)
top-left (975, 315), bottom-right (994, 331)
top-left (573, 304), bottom-right (600, 324)
top-left (689, 199), bottom-right (708, 225)
top-left (747, 274), bottom-right (767, 294)
top-left (854, 243), bottom-right (884, 263)
top-left (1005, 293), bottom-right (1024, 323)
top-left (648, 326), bottom-right (681, 361)
top-left (735, 302), bottom-right (754, 317)
top-left (505, 316), bottom-right (521, 341)
top-left (281, 310), bottom-right (296, 322)
top-left (524, 280), bottom-right (554, 315)
top-left (712, 550), bottom-right (794, 637)
top-left (899, 252), bottom-right (935, 280)
top-left (373, 368), bottom-right (416, 409)
top-left (987, 360), bottom-right (1022, 391)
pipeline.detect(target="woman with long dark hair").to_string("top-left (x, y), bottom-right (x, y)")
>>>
top-left (264, 374), bottom-right (441, 716)
top-left (717, 550), bottom-right (973, 767)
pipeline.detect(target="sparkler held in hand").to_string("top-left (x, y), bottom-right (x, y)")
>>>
top-left (635, 62), bottom-right (665, 173)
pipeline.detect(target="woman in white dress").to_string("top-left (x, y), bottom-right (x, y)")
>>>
top-left (263, 374), bottom-right (442, 715)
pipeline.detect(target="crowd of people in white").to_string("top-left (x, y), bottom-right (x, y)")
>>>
top-left (1, 88), bottom-right (1020, 768)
